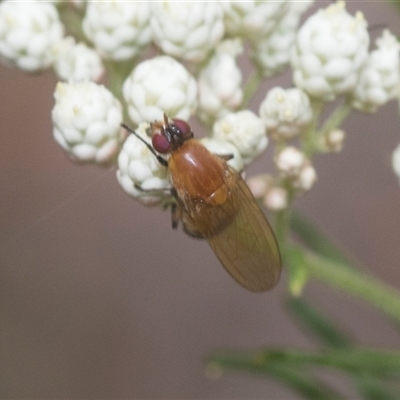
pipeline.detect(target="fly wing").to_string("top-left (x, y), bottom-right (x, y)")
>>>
top-left (206, 168), bottom-right (282, 292)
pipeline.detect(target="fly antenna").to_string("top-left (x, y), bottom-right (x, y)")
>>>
top-left (121, 123), bottom-right (168, 167)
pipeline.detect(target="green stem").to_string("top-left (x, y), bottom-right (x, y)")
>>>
top-left (302, 99), bottom-right (325, 157)
top-left (104, 60), bottom-right (133, 101)
top-left (385, 0), bottom-right (400, 15)
top-left (318, 98), bottom-right (352, 147)
top-left (241, 68), bottom-right (264, 108)
top-left (274, 187), bottom-right (295, 251)
top-left (295, 248), bottom-right (400, 323)
top-left (57, 4), bottom-right (86, 43)
top-left (275, 208), bottom-right (288, 250)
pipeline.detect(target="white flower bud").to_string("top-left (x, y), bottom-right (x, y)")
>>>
top-left (250, 1), bottom-right (313, 77)
top-left (223, 1), bottom-right (288, 41)
top-left (259, 87), bottom-right (312, 141)
top-left (264, 187), bottom-right (288, 211)
top-left (198, 39), bottom-right (243, 126)
top-left (200, 137), bottom-right (243, 173)
top-left (52, 36), bottom-right (104, 82)
top-left (0, 0), bottom-right (64, 71)
top-left (247, 175), bottom-right (272, 199)
top-left (117, 122), bottom-right (170, 206)
top-left (151, 2), bottom-right (224, 62)
top-left (352, 30), bottom-right (400, 113)
top-left (392, 143), bottom-right (400, 183)
top-left (293, 161), bottom-right (317, 191)
top-left (83, 1), bottom-right (151, 60)
top-left (52, 81), bottom-right (125, 165)
top-left (123, 56), bottom-right (197, 125)
top-left (212, 110), bottom-right (267, 165)
top-left (325, 129), bottom-right (346, 152)
top-left (275, 146), bottom-right (305, 176)
top-left (291, 1), bottom-right (369, 101)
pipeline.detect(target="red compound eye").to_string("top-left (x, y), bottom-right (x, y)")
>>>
top-left (152, 133), bottom-right (172, 154)
top-left (172, 118), bottom-right (192, 139)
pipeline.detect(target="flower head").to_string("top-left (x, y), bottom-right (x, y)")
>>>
top-left (212, 110), bottom-right (267, 165)
top-left (223, 1), bottom-right (288, 41)
top-left (250, 1), bottom-right (314, 78)
top-left (123, 56), bottom-right (197, 125)
top-left (197, 39), bottom-right (243, 126)
top-left (117, 123), bottom-right (170, 206)
top-left (259, 87), bottom-right (312, 141)
top-left (0, 0), bottom-right (64, 71)
top-left (275, 146), bottom-right (306, 177)
top-left (151, 1), bottom-right (224, 63)
top-left (83, 1), bottom-right (151, 60)
top-left (291, 1), bottom-right (369, 101)
top-left (292, 161), bottom-right (317, 191)
top-left (352, 30), bottom-right (400, 113)
top-left (52, 81), bottom-right (125, 165)
top-left (264, 186), bottom-right (288, 211)
top-left (52, 36), bottom-right (104, 82)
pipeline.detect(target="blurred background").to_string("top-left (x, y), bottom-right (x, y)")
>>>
top-left (1, 1), bottom-right (400, 398)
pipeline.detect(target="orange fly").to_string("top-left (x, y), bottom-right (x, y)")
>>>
top-left (122, 115), bottom-right (281, 292)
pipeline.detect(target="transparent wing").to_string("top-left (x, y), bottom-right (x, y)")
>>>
top-left (205, 169), bottom-right (281, 292)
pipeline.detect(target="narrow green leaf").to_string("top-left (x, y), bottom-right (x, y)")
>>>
top-left (286, 298), bottom-right (399, 399)
top-left (258, 348), bottom-right (400, 375)
top-left (355, 374), bottom-right (400, 400)
top-left (209, 352), bottom-right (345, 400)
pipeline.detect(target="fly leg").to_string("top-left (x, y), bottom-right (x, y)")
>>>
top-left (215, 154), bottom-right (234, 161)
top-left (171, 203), bottom-right (181, 230)
top-left (134, 183), bottom-right (172, 195)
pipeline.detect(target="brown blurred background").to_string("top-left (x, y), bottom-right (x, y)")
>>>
top-left (1, 1), bottom-right (400, 398)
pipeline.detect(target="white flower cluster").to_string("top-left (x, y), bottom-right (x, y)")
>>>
top-left (52, 37), bottom-right (104, 82)
top-left (352, 30), bottom-right (400, 113)
top-left (117, 123), bottom-right (170, 206)
top-left (52, 82), bottom-right (125, 165)
top-left (197, 39), bottom-right (243, 126)
top-left (116, 123), bottom-right (245, 205)
top-left (275, 147), bottom-right (317, 192)
top-left (82, 1), bottom-right (152, 61)
top-left (259, 87), bottom-right (313, 141)
top-left (212, 110), bottom-right (267, 165)
top-left (247, 175), bottom-right (288, 211)
top-left (223, 1), bottom-right (289, 42)
top-left (122, 56), bottom-right (197, 125)
top-left (250, 1), bottom-right (314, 77)
top-left (151, 2), bottom-right (224, 62)
top-left (246, 144), bottom-right (317, 211)
top-left (291, 1), bottom-right (369, 101)
top-left (0, 1), bottom-right (64, 71)
top-left (5, 0), bottom-right (400, 209)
